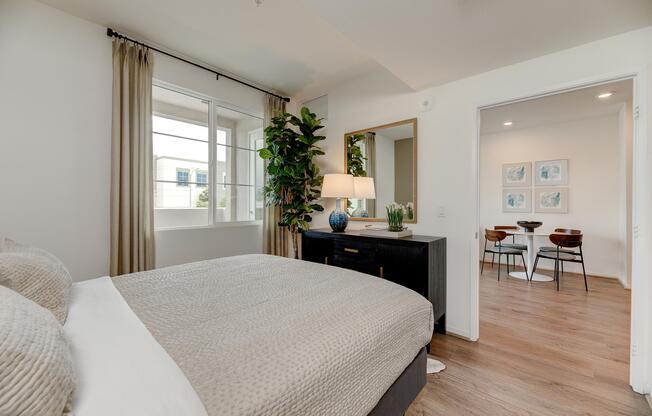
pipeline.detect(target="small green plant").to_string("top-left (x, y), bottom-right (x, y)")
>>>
top-left (386, 203), bottom-right (406, 232)
top-left (259, 107), bottom-right (325, 258)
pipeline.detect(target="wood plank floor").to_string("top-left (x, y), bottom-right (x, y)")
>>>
top-left (407, 264), bottom-right (650, 416)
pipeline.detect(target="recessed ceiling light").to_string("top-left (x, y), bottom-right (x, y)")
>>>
top-left (503, 121), bottom-right (513, 126)
top-left (597, 92), bottom-right (613, 99)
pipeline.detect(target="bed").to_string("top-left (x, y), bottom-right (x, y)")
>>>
top-left (64, 254), bottom-right (434, 416)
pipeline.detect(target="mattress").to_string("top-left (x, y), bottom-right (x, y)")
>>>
top-left (68, 254), bottom-right (434, 416)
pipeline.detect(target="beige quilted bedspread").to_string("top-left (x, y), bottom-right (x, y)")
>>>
top-left (112, 254), bottom-right (433, 416)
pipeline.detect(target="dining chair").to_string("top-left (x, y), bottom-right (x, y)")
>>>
top-left (532, 233), bottom-right (587, 291)
top-left (481, 229), bottom-right (528, 281)
top-left (538, 228), bottom-right (581, 275)
top-left (492, 225), bottom-right (527, 269)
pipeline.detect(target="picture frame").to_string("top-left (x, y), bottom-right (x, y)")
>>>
top-left (502, 162), bottom-right (531, 187)
top-left (502, 188), bottom-right (532, 213)
top-left (535, 159), bottom-right (568, 186)
top-left (535, 188), bottom-right (569, 213)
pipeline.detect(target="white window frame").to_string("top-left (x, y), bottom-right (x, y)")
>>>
top-left (153, 79), bottom-right (264, 230)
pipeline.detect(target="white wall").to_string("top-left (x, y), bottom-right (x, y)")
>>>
top-left (0, 0), bottom-right (112, 281)
top-left (0, 0), bottom-right (263, 280)
top-left (306, 26), bottom-right (652, 358)
top-left (480, 114), bottom-right (627, 282)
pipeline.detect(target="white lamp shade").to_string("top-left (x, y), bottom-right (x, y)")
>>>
top-left (353, 176), bottom-right (376, 199)
top-left (321, 174), bottom-right (355, 198)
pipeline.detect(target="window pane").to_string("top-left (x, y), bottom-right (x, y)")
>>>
top-left (215, 106), bottom-right (263, 150)
top-left (214, 106), bottom-right (264, 222)
top-left (216, 146), bottom-right (260, 186)
top-left (214, 185), bottom-right (259, 222)
top-left (153, 85), bottom-right (209, 228)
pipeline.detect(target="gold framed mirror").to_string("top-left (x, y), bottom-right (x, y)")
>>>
top-left (344, 118), bottom-right (417, 223)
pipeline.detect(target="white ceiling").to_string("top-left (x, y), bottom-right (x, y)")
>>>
top-left (39, 0), bottom-right (652, 98)
top-left (480, 79), bottom-right (633, 135)
top-left (38, 0), bottom-right (378, 97)
top-left (371, 124), bottom-right (414, 141)
top-left (305, 0), bottom-right (652, 90)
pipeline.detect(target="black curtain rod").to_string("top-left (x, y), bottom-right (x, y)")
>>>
top-left (106, 28), bottom-right (290, 103)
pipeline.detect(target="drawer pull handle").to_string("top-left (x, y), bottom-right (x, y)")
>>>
top-left (344, 248), bottom-right (359, 254)
top-left (380, 266), bottom-right (384, 279)
top-left (325, 256), bottom-right (329, 265)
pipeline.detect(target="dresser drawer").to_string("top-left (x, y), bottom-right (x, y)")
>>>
top-left (331, 240), bottom-right (377, 275)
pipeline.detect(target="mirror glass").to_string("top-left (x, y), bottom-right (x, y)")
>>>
top-left (345, 118), bottom-right (417, 222)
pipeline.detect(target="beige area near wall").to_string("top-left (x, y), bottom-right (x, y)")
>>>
top-left (394, 138), bottom-right (414, 205)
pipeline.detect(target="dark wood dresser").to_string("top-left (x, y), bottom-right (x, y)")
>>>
top-left (302, 229), bottom-right (446, 334)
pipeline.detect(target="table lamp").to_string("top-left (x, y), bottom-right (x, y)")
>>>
top-left (353, 177), bottom-right (376, 199)
top-left (352, 177), bottom-right (376, 217)
top-left (321, 173), bottom-right (355, 232)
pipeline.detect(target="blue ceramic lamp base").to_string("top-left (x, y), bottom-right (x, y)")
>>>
top-left (328, 198), bottom-right (349, 232)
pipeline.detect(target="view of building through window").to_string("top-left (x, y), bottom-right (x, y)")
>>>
top-left (152, 84), bottom-right (264, 229)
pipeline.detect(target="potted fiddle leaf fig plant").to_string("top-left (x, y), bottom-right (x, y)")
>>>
top-left (259, 107), bottom-right (325, 258)
top-left (346, 133), bottom-right (367, 177)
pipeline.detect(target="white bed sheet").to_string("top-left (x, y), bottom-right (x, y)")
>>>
top-left (64, 276), bottom-right (208, 416)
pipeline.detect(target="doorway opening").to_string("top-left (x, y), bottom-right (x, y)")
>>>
top-left (469, 78), bottom-right (647, 413)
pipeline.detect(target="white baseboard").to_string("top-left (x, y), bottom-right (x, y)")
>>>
top-left (480, 260), bottom-right (621, 282)
top-left (445, 326), bottom-right (474, 341)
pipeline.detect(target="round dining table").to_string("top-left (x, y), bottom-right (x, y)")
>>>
top-left (506, 229), bottom-right (554, 282)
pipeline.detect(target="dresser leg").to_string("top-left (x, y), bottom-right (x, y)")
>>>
top-left (434, 314), bottom-right (446, 334)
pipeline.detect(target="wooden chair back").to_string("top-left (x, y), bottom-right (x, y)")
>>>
top-left (549, 233), bottom-right (583, 248)
top-left (553, 228), bottom-right (581, 235)
top-left (485, 229), bottom-right (508, 243)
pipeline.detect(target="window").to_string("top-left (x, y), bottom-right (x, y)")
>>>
top-left (176, 169), bottom-right (190, 186)
top-left (196, 171), bottom-right (207, 187)
top-left (152, 83), bottom-right (263, 229)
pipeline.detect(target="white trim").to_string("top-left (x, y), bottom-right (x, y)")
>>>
top-left (155, 221), bottom-right (262, 232)
top-left (445, 325), bottom-right (472, 341)
top-left (628, 67), bottom-right (650, 394)
top-left (471, 71), bottom-right (645, 392)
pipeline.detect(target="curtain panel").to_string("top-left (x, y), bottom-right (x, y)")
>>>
top-left (262, 95), bottom-right (289, 257)
top-left (110, 39), bottom-right (155, 276)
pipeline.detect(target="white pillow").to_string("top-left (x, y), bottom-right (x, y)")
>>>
top-left (0, 238), bottom-right (72, 323)
top-left (0, 286), bottom-right (75, 416)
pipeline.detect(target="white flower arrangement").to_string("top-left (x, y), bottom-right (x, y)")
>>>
top-left (386, 202), bottom-right (411, 231)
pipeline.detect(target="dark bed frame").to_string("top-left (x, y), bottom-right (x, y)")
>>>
top-left (368, 347), bottom-right (427, 416)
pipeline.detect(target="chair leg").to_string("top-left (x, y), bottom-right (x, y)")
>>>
top-left (497, 254), bottom-right (501, 281)
top-left (491, 253), bottom-right (495, 268)
top-left (555, 258), bottom-right (560, 291)
top-left (532, 255), bottom-right (540, 275)
top-left (521, 253), bottom-right (529, 280)
top-left (561, 260), bottom-right (564, 276)
top-left (506, 256), bottom-right (510, 273)
top-left (481, 251), bottom-right (486, 275)
top-left (581, 257), bottom-right (588, 292)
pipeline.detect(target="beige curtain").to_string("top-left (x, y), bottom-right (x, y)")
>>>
top-left (365, 132), bottom-right (376, 217)
top-left (110, 39), bottom-right (155, 276)
top-left (262, 95), bottom-right (289, 257)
